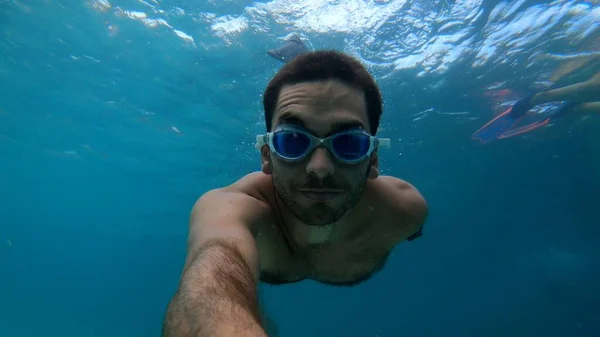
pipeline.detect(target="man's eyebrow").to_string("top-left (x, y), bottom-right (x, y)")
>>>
top-left (277, 115), bottom-right (305, 127)
top-left (277, 115), bottom-right (366, 135)
top-left (327, 120), bottom-right (367, 135)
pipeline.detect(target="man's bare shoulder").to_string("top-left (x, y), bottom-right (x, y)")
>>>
top-left (376, 175), bottom-right (417, 190)
top-left (191, 172), bottom-right (275, 227)
top-left (368, 176), bottom-right (428, 239)
top-left (222, 172), bottom-right (274, 196)
top-left (380, 176), bottom-right (427, 219)
top-left (374, 176), bottom-right (427, 210)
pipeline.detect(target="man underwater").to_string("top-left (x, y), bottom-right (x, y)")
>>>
top-left (162, 50), bottom-right (428, 337)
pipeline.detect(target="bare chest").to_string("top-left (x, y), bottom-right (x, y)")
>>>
top-left (302, 240), bottom-right (391, 285)
top-left (258, 230), bottom-right (391, 286)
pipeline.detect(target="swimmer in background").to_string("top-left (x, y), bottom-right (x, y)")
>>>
top-left (473, 34), bottom-right (600, 143)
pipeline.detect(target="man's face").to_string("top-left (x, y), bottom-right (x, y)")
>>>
top-left (261, 79), bottom-right (379, 226)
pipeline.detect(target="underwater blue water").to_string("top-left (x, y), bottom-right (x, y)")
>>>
top-left (1, 0), bottom-right (599, 336)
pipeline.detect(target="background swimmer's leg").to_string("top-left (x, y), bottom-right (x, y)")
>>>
top-left (550, 34), bottom-right (600, 83)
top-left (549, 55), bottom-right (598, 83)
top-left (499, 101), bottom-right (600, 140)
top-left (531, 72), bottom-right (600, 106)
top-left (572, 102), bottom-right (600, 115)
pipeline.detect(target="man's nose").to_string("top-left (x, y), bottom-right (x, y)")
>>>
top-left (306, 147), bottom-right (335, 179)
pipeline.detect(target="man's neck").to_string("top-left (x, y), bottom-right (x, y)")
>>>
top-left (273, 189), bottom-right (369, 251)
top-left (274, 199), bottom-right (339, 247)
top-left (296, 221), bottom-right (336, 245)
top-left (282, 209), bottom-right (358, 249)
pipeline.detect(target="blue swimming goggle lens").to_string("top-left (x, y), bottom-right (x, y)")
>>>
top-left (331, 132), bottom-right (371, 161)
top-left (272, 130), bottom-right (312, 158)
top-left (271, 129), bottom-right (372, 163)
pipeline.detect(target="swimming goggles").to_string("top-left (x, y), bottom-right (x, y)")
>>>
top-left (255, 125), bottom-right (390, 164)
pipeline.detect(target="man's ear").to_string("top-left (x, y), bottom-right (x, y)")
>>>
top-left (368, 152), bottom-right (379, 179)
top-left (261, 146), bottom-right (272, 175)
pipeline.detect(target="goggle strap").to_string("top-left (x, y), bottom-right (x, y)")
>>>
top-left (378, 138), bottom-right (391, 148)
top-left (255, 134), bottom-right (267, 150)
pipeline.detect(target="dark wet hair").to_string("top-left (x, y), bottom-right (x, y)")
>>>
top-left (263, 50), bottom-right (383, 135)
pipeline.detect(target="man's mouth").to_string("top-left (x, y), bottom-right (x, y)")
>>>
top-left (298, 189), bottom-right (342, 202)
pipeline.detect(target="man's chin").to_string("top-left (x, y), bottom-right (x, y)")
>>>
top-left (298, 201), bottom-right (346, 226)
top-left (301, 214), bottom-right (338, 227)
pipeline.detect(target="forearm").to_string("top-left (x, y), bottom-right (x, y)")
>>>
top-left (162, 240), bottom-right (266, 337)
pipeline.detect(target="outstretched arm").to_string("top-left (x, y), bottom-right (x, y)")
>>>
top-left (162, 189), bottom-right (271, 337)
